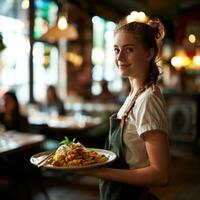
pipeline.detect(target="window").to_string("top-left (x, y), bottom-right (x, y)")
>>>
top-left (0, 0), bottom-right (58, 103)
top-left (33, 0), bottom-right (59, 102)
top-left (91, 16), bottom-right (122, 96)
top-left (0, 15), bottom-right (29, 103)
top-left (33, 41), bottom-right (58, 102)
top-left (34, 0), bottom-right (58, 39)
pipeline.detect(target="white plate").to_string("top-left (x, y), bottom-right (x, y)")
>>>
top-left (30, 148), bottom-right (117, 170)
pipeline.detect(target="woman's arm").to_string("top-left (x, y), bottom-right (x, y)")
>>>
top-left (81, 130), bottom-right (170, 187)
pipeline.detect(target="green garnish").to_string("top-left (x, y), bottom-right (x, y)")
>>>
top-left (60, 136), bottom-right (76, 146)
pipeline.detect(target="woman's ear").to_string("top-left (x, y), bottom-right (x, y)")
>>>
top-left (146, 48), bottom-right (155, 62)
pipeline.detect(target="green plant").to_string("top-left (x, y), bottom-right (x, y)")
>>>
top-left (60, 136), bottom-right (76, 146)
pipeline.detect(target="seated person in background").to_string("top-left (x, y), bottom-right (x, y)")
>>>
top-left (42, 85), bottom-right (66, 116)
top-left (0, 90), bottom-right (30, 132)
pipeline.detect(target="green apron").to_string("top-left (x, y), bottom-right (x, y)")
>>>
top-left (99, 89), bottom-right (159, 200)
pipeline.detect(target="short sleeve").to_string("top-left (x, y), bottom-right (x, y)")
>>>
top-left (134, 90), bottom-right (168, 135)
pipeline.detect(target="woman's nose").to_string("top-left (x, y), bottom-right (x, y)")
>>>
top-left (117, 50), bottom-right (125, 61)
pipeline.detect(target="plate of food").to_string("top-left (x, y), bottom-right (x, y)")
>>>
top-left (30, 137), bottom-right (116, 170)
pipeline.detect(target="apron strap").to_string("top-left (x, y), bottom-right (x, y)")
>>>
top-left (122, 87), bottom-right (145, 120)
top-left (121, 81), bottom-right (153, 123)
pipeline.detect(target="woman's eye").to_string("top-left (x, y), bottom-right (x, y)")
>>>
top-left (114, 48), bottom-right (120, 54)
top-left (126, 47), bottom-right (134, 53)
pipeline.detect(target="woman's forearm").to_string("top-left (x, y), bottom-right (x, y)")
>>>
top-left (85, 165), bottom-right (169, 187)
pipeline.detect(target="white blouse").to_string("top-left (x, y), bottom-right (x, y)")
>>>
top-left (117, 86), bottom-right (168, 169)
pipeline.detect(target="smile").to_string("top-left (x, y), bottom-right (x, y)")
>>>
top-left (118, 64), bottom-right (130, 69)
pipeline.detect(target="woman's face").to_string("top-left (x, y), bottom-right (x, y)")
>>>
top-left (47, 88), bottom-right (54, 99)
top-left (114, 31), bottom-right (153, 79)
top-left (3, 95), bottom-right (17, 114)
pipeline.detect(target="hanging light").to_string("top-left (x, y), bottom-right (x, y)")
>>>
top-left (57, 15), bottom-right (68, 30)
top-left (188, 34), bottom-right (196, 44)
top-left (41, 3), bottom-right (78, 42)
top-left (41, 23), bottom-right (78, 42)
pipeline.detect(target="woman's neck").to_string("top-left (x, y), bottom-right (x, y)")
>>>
top-left (128, 70), bottom-right (149, 95)
top-left (129, 78), bottom-right (145, 95)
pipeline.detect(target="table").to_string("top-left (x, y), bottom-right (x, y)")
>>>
top-left (0, 131), bottom-right (48, 200)
top-left (29, 114), bottom-right (103, 128)
top-left (28, 114), bottom-right (108, 148)
top-left (0, 131), bottom-right (45, 156)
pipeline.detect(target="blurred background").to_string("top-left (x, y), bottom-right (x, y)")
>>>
top-left (1, 0), bottom-right (200, 200)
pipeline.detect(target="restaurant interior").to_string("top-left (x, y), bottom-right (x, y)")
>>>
top-left (1, 0), bottom-right (200, 199)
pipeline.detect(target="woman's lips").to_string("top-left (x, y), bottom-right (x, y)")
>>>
top-left (118, 64), bottom-right (130, 69)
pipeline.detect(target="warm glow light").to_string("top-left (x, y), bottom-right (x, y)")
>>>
top-left (66, 52), bottom-right (83, 67)
top-left (58, 16), bottom-right (68, 30)
top-left (127, 11), bottom-right (138, 23)
top-left (171, 48), bottom-right (200, 70)
top-left (138, 12), bottom-right (146, 21)
top-left (126, 15), bottom-right (133, 23)
top-left (130, 11), bottom-right (138, 17)
top-left (171, 49), bottom-right (191, 68)
top-left (171, 57), bottom-right (185, 68)
top-left (188, 34), bottom-right (196, 43)
top-left (21, 0), bottom-right (29, 10)
top-left (193, 56), bottom-right (200, 66)
top-left (171, 56), bottom-right (191, 68)
top-left (126, 11), bottom-right (148, 23)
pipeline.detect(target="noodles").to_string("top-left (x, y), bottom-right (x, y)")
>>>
top-left (51, 142), bottom-right (108, 167)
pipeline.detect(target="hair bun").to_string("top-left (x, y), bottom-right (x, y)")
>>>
top-left (147, 19), bottom-right (165, 41)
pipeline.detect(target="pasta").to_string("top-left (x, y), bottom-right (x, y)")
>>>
top-left (51, 142), bottom-right (108, 167)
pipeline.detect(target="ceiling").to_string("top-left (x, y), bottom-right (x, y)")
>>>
top-left (58, 0), bottom-right (200, 21)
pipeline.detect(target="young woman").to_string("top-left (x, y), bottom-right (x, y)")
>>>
top-left (42, 85), bottom-right (66, 116)
top-left (0, 91), bottom-right (30, 132)
top-left (82, 18), bottom-right (170, 200)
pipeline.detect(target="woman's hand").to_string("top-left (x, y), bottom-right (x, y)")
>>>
top-left (76, 130), bottom-right (170, 187)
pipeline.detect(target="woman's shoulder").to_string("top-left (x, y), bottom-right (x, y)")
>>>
top-left (139, 86), bottom-right (164, 101)
top-left (135, 86), bottom-right (166, 111)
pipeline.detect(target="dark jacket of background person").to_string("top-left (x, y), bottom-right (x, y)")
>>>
top-left (0, 91), bottom-right (30, 132)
